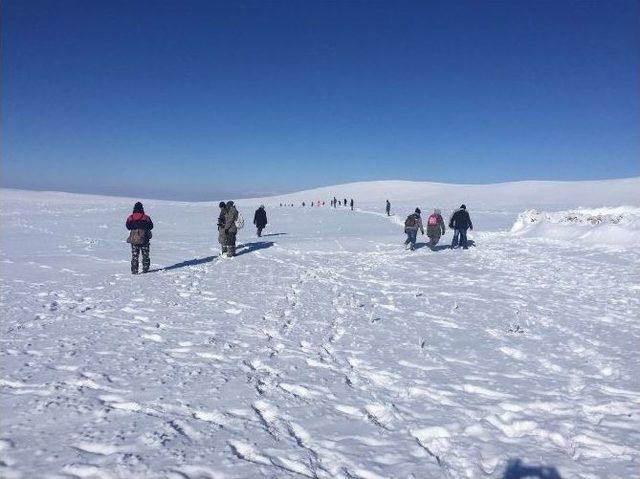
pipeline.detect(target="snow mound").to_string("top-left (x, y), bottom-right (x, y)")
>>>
top-left (511, 206), bottom-right (640, 247)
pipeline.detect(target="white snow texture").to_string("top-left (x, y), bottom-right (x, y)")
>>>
top-left (1, 177), bottom-right (639, 478)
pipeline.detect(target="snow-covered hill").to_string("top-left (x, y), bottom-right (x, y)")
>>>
top-left (244, 176), bottom-right (640, 209)
top-left (1, 179), bottom-right (639, 478)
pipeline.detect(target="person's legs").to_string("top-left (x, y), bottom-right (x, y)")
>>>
top-left (409, 230), bottom-right (417, 250)
top-left (404, 230), bottom-right (411, 245)
top-left (460, 228), bottom-right (468, 249)
top-left (227, 232), bottom-right (237, 257)
top-left (131, 244), bottom-right (140, 274)
top-left (141, 244), bottom-right (150, 272)
top-left (451, 229), bottom-right (459, 248)
top-left (257, 227), bottom-right (262, 237)
top-left (219, 228), bottom-right (227, 254)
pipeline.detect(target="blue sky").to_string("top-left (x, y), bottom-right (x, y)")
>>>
top-left (2, 0), bottom-right (639, 200)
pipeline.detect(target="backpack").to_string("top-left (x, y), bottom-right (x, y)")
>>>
top-left (127, 228), bottom-right (148, 246)
top-left (235, 213), bottom-right (245, 230)
top-left (405, 214), bottom-right (418, 228)
top-left (428, 214), bottom-right (439, 226)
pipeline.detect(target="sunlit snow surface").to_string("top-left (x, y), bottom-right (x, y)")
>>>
top-left (1, 180), bottom-right (639, 478)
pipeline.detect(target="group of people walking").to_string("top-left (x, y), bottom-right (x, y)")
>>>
top-left (124, 199), bottom-right (473, 274)
top-left (403, 204), bottom-right (473, 251)
top-left (296, 198), bottom-right (355, 210)
top-left (330, 197), bottom-right (354, 210)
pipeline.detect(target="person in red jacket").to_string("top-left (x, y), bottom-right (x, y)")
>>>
top-left (126, 202), bottom-right (154, 274)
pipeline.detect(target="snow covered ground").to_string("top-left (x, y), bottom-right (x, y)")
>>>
top-left (1, 178), bottom-right (639, 478)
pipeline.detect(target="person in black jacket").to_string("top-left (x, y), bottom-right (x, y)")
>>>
top-left (449, 204), bottom-right (473, 249)
top-left (253, 205), bottom-right (268, 237)
top-left (126, 202), bottom-right (154, 274)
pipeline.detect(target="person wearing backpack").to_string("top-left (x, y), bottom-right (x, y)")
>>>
top-left (449, 204), bottom-right (473, 249)
top-left (126, 202), bottom-right (154, 274)
top-left (426, 209), bottom-right (446, 248)
top-left (217, 201), bottom-right (228, 254)
top-left (254, 205), bottom-right (268, 237)
top-left (386, 200), bottom-right (391, 216)
top-left (223, 201), bottom-right (240, 257)
top-left (404, 208), bottom-right (424, 250)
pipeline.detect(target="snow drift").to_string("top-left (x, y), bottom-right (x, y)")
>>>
top-left (510, 206), bottom-right (640, 247)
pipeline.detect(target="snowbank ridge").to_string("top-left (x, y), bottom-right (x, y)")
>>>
top-left (511, 206), bottom-right (640, 247)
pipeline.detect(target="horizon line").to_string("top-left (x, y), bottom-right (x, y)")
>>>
top-left (2, 175), bottom-right (639, 203)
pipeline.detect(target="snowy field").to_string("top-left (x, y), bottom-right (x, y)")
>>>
top-left (1, 178), bottom-right (639, 479)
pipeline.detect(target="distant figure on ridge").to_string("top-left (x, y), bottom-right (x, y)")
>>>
top-left (217, 201), bottom-right (228, 254)
top-left (386, 200), bottom-right (391, 216)
top-left (343, 198), bottom-right (347, 207)
top-left (426, 209), bottom-right (446, 248)
top-left (223, 201), bottom-right (240, 257)
top-left (449, 204), bottom-right (473, 249)
top-left (350, 199), bottom-right (354, 210)
top-left (253, 205), bottom-right (268, 237)
top-left (126, 202), bottom-right (153, 274)
top-left (404, 208), bottom-right (424, 251)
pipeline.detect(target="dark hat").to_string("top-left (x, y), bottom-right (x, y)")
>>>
top-left (133, 202), bottom-right (144, 213)
top-left (219, 201), bottom-right (226, 208)
top-left (226, 200), bottom-right (234, 207)
top-left (460, 204), bottom-right (466, 209)
top-left (415, 207), bottom-right (421, 214)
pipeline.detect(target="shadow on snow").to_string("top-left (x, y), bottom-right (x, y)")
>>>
top-left (147, 241), bottom-right (274, 272)
top-left (502, 459), bottom-right (562, 479)
top-left (414, 243), bottom-right (451, 251)
top-left (236, 241), bottom-right (275, 256)
top-left (148, 255), bottom-right (216, 273)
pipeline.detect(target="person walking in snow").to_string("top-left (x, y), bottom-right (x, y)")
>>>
top-left (217, 201), bottom-right (228, 254)
top-left (343, 198), bottom-right (347, 207)
top-left (350, 199), bottom-right (354, 210)
top-left (404, 208), bottom-right (424, 251)
top-left (449, 204), bottom-right (473, 249)
top-left (253, 205), bottom-right (268, 237)
top-left (126, 202), bottom-right (154, 274)
top-left (426, 209), bottom-right (446, 248)
top-left (333, 197), bottom-right (337, 208)
top-left (223, 201), bottom-right (239, 257)
top-left (386, 200), bottom-right (391, 216)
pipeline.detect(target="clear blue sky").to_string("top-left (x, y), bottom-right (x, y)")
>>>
top-left (2, 0), bottom-right (639, 200)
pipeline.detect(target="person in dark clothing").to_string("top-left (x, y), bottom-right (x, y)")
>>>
top-left (404, 208), bottom-right (424, 251)
top-left (223, 201), bottom-right (239, 257)
top-left (253, 205), bottom-right (268, 237)
top-left (126, 202), bottom-right (153, 274)
top-left (217, 201), bottom-right (227, 254)
top-left (449, 204), bottom-right (473, 249)
top-left (343, 198), bottom-right (347, 207)
top-left (386, 200), bottom-right (391, 216)
top-left (350, 199), bottom-right (354, 210)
